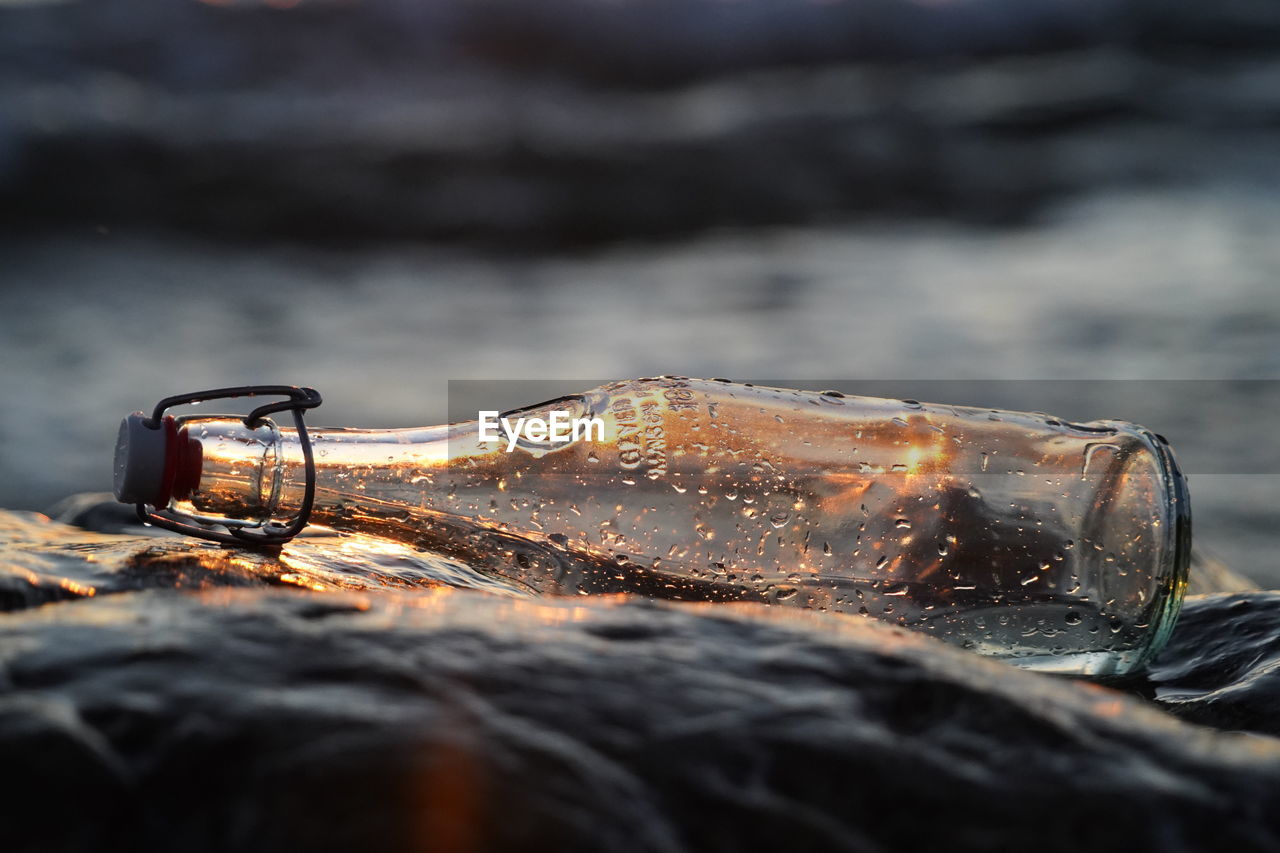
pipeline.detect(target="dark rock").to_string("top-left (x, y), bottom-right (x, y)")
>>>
top-left (3, 508), bottom-right (1280, 851)
top-left (45, 492), bottom-right (158, 536)
top-left (1148, 592), bottom-right (1280, 736)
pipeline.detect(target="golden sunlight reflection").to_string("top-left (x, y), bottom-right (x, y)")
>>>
top-left (275, 531), bottom-right (529, 597)
top-left (815, 429), bottom-right (953, 518)
top-left (899, 432), bottom-right (953, 477)
top-left (414, 719), bottom-right (486, 853)
top-left (337, 535), bottom-right (420, 559)
top-left (58, 578), bottom-right (97, 596)
top-left (278, 572), bottom-right (329, 592)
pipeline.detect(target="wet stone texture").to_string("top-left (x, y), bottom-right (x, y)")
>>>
top-left (3, 503), bottom-right (1280, 852)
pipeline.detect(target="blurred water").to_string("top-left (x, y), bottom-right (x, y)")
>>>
top-left (3, 185), bottom-right (1278, 581)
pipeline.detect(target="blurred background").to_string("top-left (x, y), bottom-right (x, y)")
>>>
top-left (1, 0), bottom-right (1277, 580)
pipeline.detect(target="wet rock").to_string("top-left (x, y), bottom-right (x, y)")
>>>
top-left (0, 507), bottom-right (520, 613)
top-left (3, 507), bottom-right (1280, 852)
top-left (45, 492), bottom-right (160, 536)
top-left (1148, 592), bottom-right (1280, 737)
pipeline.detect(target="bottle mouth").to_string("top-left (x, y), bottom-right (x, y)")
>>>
top-left (1090, 422), bottom-right (1187, 671)
top-left (1129, 427), bottom-right (1192, 670)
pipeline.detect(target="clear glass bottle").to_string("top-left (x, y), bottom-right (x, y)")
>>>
top-left (114, 378), bottom-right (1190, 676)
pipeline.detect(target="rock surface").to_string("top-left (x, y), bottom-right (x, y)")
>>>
top-left (3, 506), bottom-right (1280, 852)
top-left (1149, 592), bottom-right (1280, 738)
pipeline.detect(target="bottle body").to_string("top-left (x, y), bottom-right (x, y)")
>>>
top-left (171, 378), bottom-right (1190, 676)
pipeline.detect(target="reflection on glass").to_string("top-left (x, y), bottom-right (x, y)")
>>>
top-left (171, 378), bottom-right (1190, 676)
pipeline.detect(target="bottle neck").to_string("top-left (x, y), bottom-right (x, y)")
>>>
top-left (174, 414), bottom-right (619, 594)
top-left (176, 417), bottom-right (458, 529)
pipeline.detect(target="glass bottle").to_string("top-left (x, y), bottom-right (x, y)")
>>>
top-left (113, 377), bottom-right (1190, 676)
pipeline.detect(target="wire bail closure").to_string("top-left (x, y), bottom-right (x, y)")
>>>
top-left (135, 385), bottom-right (323, 548)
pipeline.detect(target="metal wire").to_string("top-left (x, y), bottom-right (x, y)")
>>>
top-left (135, 385), bottom-right (323, 549)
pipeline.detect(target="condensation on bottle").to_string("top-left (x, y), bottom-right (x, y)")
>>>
top-left (116, 378), bottom-right (1191, 676)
